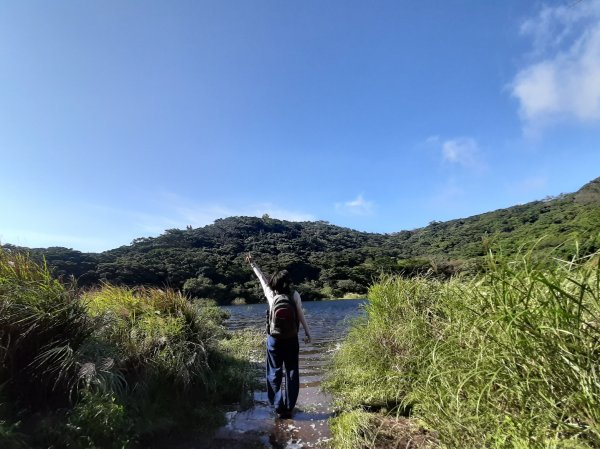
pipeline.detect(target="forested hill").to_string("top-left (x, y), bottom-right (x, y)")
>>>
top-left (5, 176), bottom-right (600, 303)
top-left (388, 176), bottom-right (600, 259)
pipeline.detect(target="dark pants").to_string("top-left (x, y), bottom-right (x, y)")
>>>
top-left (266, 334), bottom-right (299, 413)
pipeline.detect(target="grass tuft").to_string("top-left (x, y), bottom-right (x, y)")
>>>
top-left (325, 246), bottom-right (600, 448)
top-left (0, 248), bottom-right (258, 448)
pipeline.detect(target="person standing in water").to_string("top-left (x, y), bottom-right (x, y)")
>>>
top-left (246, 254), bottom-right (311, 419)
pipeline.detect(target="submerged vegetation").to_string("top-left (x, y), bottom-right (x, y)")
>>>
top-left (325, 245), bottom-right (600, 449)
top-left (0, 248), bottom-right (260, 449)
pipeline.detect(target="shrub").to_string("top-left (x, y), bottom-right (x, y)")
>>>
top-left (213, 329), bottom-right (263, 407)
top-left (324, 276), bottom-right (445, 410)
top-left (63, 391), bottom-right (131, 449)
top-left (326, 248), bottom-right (600, 448)
top-left (0, 416), bottom-right (26, 449)
top-left (0, 249), bottom-right (91, 408)
top-left (83, 285), bottom-right (226, 391)
top-left (0, 248), bottom-right (259, 447)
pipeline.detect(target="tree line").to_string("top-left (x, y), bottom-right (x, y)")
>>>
top-left (4, 176), bottom-right (600, 304)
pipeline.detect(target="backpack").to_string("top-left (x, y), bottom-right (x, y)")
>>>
top-left (267, 293), bottom-right (298, 339)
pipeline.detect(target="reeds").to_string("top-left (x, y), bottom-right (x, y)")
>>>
top-left (0, 249), bottom-right (90, 408)
top-left (325, 248), bottom-right (600, 448)
top-left (0, 248), bottom-right (258, 448)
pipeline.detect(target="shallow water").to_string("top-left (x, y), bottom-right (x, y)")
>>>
top-left (217, 299), bottom-right (367, 449)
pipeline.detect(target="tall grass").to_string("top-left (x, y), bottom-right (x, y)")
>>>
top-left (82, 285), bottom-right (228, 392)
top-left (0, 249), bottom-right (91, 408)
top-left (325, 248), bottom-right (600, 448)
top-left (0, 248), bottom-right (258, 448)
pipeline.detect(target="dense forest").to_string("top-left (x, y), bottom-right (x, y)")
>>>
top-left (4, 176), bottom-right (600, 304)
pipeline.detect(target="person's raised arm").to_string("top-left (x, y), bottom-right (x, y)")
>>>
top-left (245, 254), bottom-right (275, 306)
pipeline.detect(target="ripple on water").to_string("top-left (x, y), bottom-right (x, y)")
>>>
top-left (218, 299), bottom-right (366, 448)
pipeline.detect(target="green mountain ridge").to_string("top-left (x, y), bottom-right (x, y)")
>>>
top-left (4, 176), bottom-right (600, 303)
top-left (389, 176), bottom-right (600, 259)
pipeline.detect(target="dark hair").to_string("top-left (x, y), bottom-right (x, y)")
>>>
top-left (268, 269), bottom-right (292, 295)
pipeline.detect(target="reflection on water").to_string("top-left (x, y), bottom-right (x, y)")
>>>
top-left (219, 299), bottom-right (367, 449)
top-left (223, 300), bottom-right (367, 386)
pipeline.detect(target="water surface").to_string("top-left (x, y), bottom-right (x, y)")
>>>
top-left (218, 299), bottom-right (367, 449)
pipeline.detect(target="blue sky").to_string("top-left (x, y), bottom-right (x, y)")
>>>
top-left (1, 0), bottom-right (600, 252)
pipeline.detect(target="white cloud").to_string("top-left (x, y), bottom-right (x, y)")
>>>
top-left (441, 137), bottom-right (486, 171)
top-left (430, 183), bottom-right (465, 207)
top-left (248, 204), bottom-right (315, 222)
top-left (0, 199), bottom-right (316, 252)
top-left (86, 196), bottom-right (315, 239)
top-left (146, 193), bottom-right (315, 231)
top-left (508, 175), bottom-right (548, 195)
top-left (424, 135), bottom-right (440, 146)
top-left (511, 0), bottom-right (600, 130)
top-left (335, 194), bottom-right (375, 216)
top-left (0, 230), bottom-right (111, 252)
